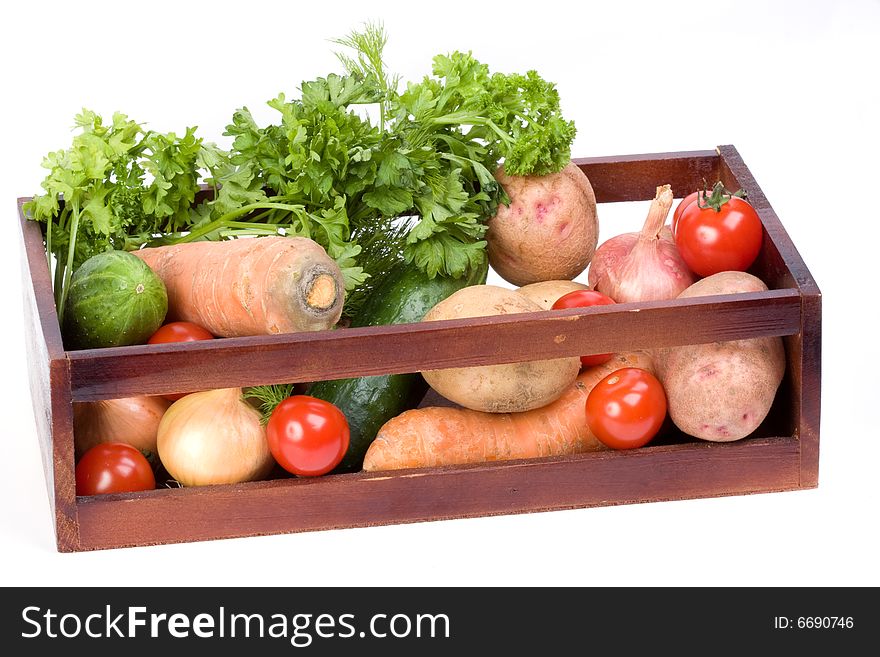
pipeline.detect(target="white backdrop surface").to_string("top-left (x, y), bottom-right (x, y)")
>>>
top-left (1, 0), bottom-right (877, 586)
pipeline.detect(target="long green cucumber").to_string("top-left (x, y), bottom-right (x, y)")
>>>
top-left (310, 261), bottom-right (487, 472)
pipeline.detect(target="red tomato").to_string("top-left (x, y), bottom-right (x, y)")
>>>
top-left (671, 190), bottom-right (700, 234)
top-left (266, 395), bottom-right (350, 477)
top-left (75, 443), bottom-right (156, 496)
top-left (551, 290), bottom-right (616, 367)
top-left (674, 195), bottom-right (763, 277)
top-left (148, 322), bottom-right (214, 400)
top-left (585, 368), bottom-right (666, 450)
top-left (148, 321), bottom-right (214, 344)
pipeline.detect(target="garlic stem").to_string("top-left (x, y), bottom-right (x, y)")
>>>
top-left (639, 184), bottom-right (674, 241)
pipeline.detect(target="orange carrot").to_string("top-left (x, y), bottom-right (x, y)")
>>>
top-left (134, 236), bottom-right (344, 337)
top-left (363, 351), bottom-right (655, 471)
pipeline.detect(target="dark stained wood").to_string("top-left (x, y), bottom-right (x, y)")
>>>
top-left (717, 146), bottom-right (822, 489)
top-left (574, 150), bottom-right (720, 202)
top-left (21, 231), bottom-right (57, 517)
top-left (718, 145), bottom-right (821, 295)
top-left (796, 293), bottom-right (822, 487)
top-left (16, 148), bottom-right (822, 551)
top-left (18, 200), bottom-right (77, 551)
top-left (67, 289), bottom-right (802, 401)
top-left (76, 436), bottom-right (800, 550)
top-left (48, 362), bottom-right (77, 552)
top-left (19, 202), bottom-right (64, 358)
top-left (726, 169), bottom-right (794, 292)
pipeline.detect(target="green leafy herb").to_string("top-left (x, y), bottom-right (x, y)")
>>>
top-left (206, 22), bottom-right (576, 311)
top-left (335, 24), bottom-right (576, 279)
top-left (24, 111), bottom-right (205, 317)
top-left (243, 384), bottom-right (297, 425)
top-left (26, 23), bottom-right (577, 323)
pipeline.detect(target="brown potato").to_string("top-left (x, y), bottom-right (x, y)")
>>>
top-left (516, 280), bottom-right (590, 309)
top-left (487, 162), bottom-right (599, 286)
top-left (421, 285), bottom-right (581, 412)
top-left (654, 272), bottom-right (786, 442)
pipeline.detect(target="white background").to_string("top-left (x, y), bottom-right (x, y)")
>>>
top-left (1, 0), bottom-right (877, 587)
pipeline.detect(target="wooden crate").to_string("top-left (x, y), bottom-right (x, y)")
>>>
top-left (18, 145), bottom-right (821, 552)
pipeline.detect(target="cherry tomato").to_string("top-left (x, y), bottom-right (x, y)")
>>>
top-left (585, 367), bottom-right (666, 450)
top-left (266, 395), bottom-right (350, 477)
top-left (75, 443), bottom-right (156, 496)
top-left (147, 322), bottom-right (214, 400)
top-left (674, 193), bottom-right (762, 277)
top-left (671, 190), bottom-right (700, 234)
top-left (551, 290), bottom-right (616, 367)
top-left (148, 321), bottom-right (214, 344)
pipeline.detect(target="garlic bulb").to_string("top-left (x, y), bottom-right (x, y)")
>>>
top-left (157, 388), bottom-right (274, 487)
top-left (588, 184), bottom-right (696, 303)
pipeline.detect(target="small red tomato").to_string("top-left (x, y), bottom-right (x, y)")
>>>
top-left (266, 395), bottom-right (350, 477)
top-left (551, 290), bottom-right (616, 367)
top-left (148, 321), bottom-right (214, 344)
top-left (674, 185), bottom-right (763, 277)
top-left (671, 190), bottom-right (701, 234)
top-left (585, 367), bottom-right (667, 450)
top-left (75, 443), bottom-right (156, 496)
top-left (148, 322), bottom-right (214, 400)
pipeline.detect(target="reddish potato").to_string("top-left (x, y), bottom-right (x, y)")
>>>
top-left (654, 272), bottom-right (785, 441)
top-left (488, 162), bottom-right (599, 286)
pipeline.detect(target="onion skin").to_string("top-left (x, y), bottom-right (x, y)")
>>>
top-left (588, 185), bottom-right (696, 303)
top-left (73, 396), bottom-right (171, 461)
top-left (157, 388), bottom-right (274, 487)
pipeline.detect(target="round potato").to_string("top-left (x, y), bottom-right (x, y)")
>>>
top-left (655, 272), bottom-right (786, 442)
top-left (487, 162), bottom-right (599, 286)
top-left (677, 270), bottom-right (769, 298)
top-left (421, 285), bottom-right (581, 413)
top-left (516, 280), bottom-right (590, 310)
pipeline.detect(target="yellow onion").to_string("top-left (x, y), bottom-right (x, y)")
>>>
top-left (73, 396), bottom-right (171, 460)
top-left (156, 388), bottom-right (274, 487)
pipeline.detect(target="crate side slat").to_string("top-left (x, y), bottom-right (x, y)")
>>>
top-left (717, 149), bottom-right (795, 290)
top-left (797, 294), bottom-right (822, 487)
top-left (67, 290), bottom-right (802, 401)
top-left (717, 145), bottom-right (822, 488)
top-left (20, 231), bottom-right (58, 522)
top-left (717, 145), bottom-right (820, 295)
top-left (18, 202), bottom-right (64, 359)
top-left (573, 150), bottom-right (719, 202)
top-left (49, 361), bottom-right (78, 551)
top-left (18, 201), bottom-right (79, 550)
top-left (75, 437), bottom-right (800, 550)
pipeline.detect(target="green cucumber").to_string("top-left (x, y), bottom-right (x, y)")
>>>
top-left (310, 261), bottom-right (487, 473)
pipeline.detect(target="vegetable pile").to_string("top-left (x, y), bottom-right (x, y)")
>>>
top-left (26, 24), bottom-right (784, 496)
